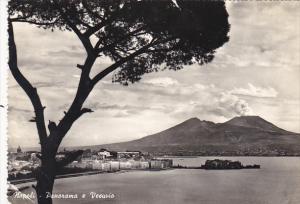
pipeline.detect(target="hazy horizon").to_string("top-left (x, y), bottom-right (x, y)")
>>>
top-left (8, 114), bottom-right (300, 149)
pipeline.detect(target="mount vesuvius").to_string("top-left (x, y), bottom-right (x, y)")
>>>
top-left (84, 116), bottom-right (300, 156)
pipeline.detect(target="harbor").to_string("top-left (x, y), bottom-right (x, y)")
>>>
top-left (8, 157), bottom-right (300, 204)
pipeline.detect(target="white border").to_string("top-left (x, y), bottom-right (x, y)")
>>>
top-left (0, 0), bottom-right (8, 203)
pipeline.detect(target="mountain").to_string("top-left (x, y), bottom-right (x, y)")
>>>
top-left (224, 116), bottom-right (291, 134)
top-left (82, 116), bottom-right (300, 156)
top-left (124, 118), bottom-right (216, 146)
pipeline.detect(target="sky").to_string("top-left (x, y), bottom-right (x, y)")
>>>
top-left (8, 1), bottom-right (300, 148)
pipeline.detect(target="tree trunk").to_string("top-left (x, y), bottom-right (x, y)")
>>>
top-left (35, 156), bottom-right (56, 204)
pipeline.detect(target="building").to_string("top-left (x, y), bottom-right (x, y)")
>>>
top-left (150, 159), bottom-right (173, 170)
top-left (140, 161), bottom-right (150, 169)
top-left (98, 149), bottom-right (111, 160)
top-left (92, 161), bottom-right (102, 170)
top-left (101, 162), bottom-right (111, 172)
top-left (129, 160), bottom-right (141, 169)
top-left (119, 161), bottom-right (132, 169)
top-left (110, 161), bottom-right (120, 171)
top-left (117, 151), bottom-right (141, 159)
top-left (17, 146), bottom-right (22, 153)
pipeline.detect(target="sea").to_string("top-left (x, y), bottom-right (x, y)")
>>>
top-left (8, 157), bottom-right (300, 204)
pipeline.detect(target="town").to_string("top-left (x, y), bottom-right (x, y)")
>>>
top-left (8, 146), bottom-right (173, 182)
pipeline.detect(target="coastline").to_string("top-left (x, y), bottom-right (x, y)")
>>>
top-left (10, 170), bottom-right (115, 185)
top-left (10, 168), bottom-right (172, 186)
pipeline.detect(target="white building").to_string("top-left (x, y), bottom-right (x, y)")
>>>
top-left (98, 150), bottom-right (111, 159)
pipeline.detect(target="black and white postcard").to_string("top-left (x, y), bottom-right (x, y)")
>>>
top-left (1, 0), bottom-right (300, 204)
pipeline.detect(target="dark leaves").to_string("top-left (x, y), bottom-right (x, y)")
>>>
top-left (9, 0), bottom-right (230, 85)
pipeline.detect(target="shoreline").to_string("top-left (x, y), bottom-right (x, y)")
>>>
top-left (9, 170), bottom-right (115, 185)
top-left (158, 155), bottom-right (300, 157)
top-left (10, 163), bottom-right (261, 186)
top-left (9, 156), bottom-right (300, 186)
top-left (9, 169), bottom-right (172, 186)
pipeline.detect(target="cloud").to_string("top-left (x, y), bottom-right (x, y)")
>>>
top-left (7, 3), bottom-right (300, 147)
top-left (218, 92), bottom-right (253, 116)
top-left (143, 77), bottom-right (179, 87)
top-left (46, 49), bottom-right (85, 59)
top-left (172, 89), bottom-right (253, 120)
top-left (222, 1), bottom-right (300, 74)
top-left (7, 107), bottom-right (32, 114)
top-left (84, 102), bottom-right (174, 118)
top-left (230, 83), bottom-right (278, 98)
top-left (55, 79), bottom-right (253, 122)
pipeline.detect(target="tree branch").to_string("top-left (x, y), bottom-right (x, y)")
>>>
top-left (48, 120), bottom-right (57, 134)
top-left (81, 1), bottom-right (105, 21)
top-left (81, 1), bottom-right (118, 38)
top-left (53, 0), bottom-right (94, 55)
top-left (91, 37), bottom-right (172, 87)
top-left (8, 20), bottom-right (48, 147)
top-left (11, 18), bottom-right (59, 26)
top-left (76, 64), bottom-right (84, 70)
top-left (96, 25), bottom-right (147, 54)
top-left (50, 54), bottom-right (97, 151)
top-left (84, 21), bottom-right (106, 37)
top-left (55, 150), bottom-right (84, 168)
top-left (80, 108), bottom-right (94, 114)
